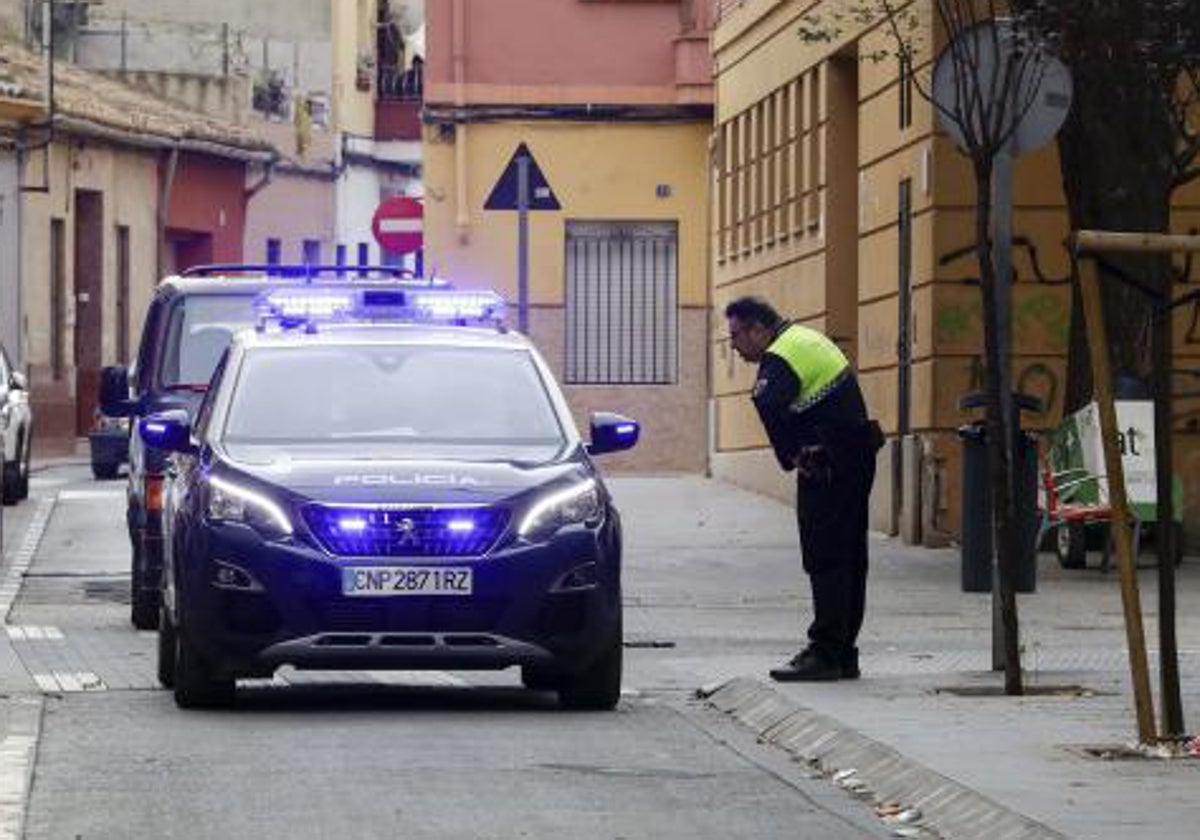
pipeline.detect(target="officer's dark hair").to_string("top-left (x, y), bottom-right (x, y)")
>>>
top-left (724, 296), bottom-right (782, 330)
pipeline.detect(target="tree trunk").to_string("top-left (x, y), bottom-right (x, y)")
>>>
top-left (975, 165), bottom-right (1024, 696)
top-left (1053, 42), bottom-right (1175, 411)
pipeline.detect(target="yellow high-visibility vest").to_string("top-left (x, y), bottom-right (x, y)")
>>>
top-left (765, 324), bottom-right (850, 412)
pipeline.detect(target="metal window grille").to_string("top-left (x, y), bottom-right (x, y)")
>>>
top-left (565, 221), bottom-right (678, 385)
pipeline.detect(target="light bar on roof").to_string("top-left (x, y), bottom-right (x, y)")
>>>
top-left (406, 290), bottom-right (506, 322)
top-left (253, 287), bottom-right (507, 329)
top-left (260, 291), bottom-right (356, 319)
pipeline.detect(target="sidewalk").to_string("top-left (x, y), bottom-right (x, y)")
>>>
top-left (613, 476), bottom-right (1200, 840)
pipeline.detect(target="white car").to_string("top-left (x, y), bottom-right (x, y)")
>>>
top-left (0, 344), bottom-right (32, 505)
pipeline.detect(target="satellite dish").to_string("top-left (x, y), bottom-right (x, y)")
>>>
top-left (932, 20), bottom-right (1073, 157)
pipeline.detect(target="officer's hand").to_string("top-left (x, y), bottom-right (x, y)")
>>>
top-left (793, 446), bottom-right (826, 479)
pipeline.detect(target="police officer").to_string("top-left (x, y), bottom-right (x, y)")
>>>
top-left (725, 296), bottom-right (882, 681)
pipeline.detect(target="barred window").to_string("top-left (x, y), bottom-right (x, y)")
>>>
top-left (565, 221), bottom-right (678, 385)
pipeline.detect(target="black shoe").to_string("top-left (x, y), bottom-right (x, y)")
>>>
top-left (839, 649), bottom-right (860, 680)
top-left (769, 650), bottom-right (840, 682)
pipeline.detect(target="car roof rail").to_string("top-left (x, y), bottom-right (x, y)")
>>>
top-left (179, 264), bottom-right (437, 284)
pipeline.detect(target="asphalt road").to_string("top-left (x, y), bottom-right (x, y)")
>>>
top-left (3, 465), bottom-right (887, 840)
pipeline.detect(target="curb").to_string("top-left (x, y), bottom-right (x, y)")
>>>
top-left (698, 677), bottom-right (1068, 840)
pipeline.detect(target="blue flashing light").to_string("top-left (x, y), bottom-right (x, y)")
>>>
top-left (407, 290), bottom-right (506, 322)
top-left (254, 288), bottom-right (507, 331)
top-left (446, 519), bottom-right (476, 533)
top-left (338, 517), bottom-right (369, 533)
top-left (615, 424), bottom-right (637, 437)
top-left (262, 291), bottom-right (355, 319)
top-left (144, 422), bottom-right (168, 436)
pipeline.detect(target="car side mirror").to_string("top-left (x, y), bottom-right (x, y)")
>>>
top-left (586, 412), bottom-right (640, 456)
top-left (138, 410), bottom-right (196, 455)
top-left (9, 371), bottom-right (27, 391)
top-left (99, 365), bottom-right (136, 417)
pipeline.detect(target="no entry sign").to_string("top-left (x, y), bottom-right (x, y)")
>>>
top-left (371, 196), bottom-right (423, 255)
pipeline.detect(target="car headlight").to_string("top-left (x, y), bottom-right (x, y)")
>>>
top-left (518, 478), bottom-right (603, 542)
top-left (207, 475), bottom-right (293, 539)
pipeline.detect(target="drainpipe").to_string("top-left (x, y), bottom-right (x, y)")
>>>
top-left (245, 157), bottom-right (278, 200)
top-left (157, 146), bottom-right (181, 279)
top-left (453, 0), bottom-right (469, 243)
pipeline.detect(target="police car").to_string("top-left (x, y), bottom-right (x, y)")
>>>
top-left (140, 288), bottom-right (638, 710)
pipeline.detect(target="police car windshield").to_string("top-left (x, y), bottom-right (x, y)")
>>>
top-left (160, 295), bottom-right (259, 389)
top-left (222, 344), bottom-right (566, 453)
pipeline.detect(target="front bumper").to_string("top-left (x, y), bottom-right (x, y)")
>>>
top-left (175, 521), bottom-right (621, 678)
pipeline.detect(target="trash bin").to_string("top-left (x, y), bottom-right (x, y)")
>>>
top-left (958, 413), bottom-right (1039, 595)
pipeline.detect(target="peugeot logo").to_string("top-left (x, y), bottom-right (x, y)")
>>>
top-left (394, 517), bottom-right (419, 548)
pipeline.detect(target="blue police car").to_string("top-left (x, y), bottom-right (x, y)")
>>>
top-left (141, 288), bottom-right (638, 710)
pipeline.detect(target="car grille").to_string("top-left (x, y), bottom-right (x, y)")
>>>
top-left (302, 504), bottom-right (509, 558)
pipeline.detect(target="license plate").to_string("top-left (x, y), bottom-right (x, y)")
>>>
top-left (341, 566), bottom-right (473, 597)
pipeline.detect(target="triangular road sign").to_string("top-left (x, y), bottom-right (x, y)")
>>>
top-left (484, 142), bottom-right (561, 211)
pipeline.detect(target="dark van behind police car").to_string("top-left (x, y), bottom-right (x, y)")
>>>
top-left (101, 266), bottom-right (429, 630)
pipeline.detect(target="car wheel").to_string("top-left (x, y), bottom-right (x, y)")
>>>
top-left (92, 461), bottom-right (119, 481)
top-left (1, 460), bottom-right (18, 506)
top-left (1055, 522), bottom-right (1087, 569)
top-left (173, 628), bottom-right (235, 709)
top-left (15, 429), bottom-right (30, 501)
top-left (158, 607), bottom-right (177, 690)
top-left (521, 666), bottom-right (561, 692)
top-left (557, 627), bottom-right (623, 711)
top-left (130, 543), bottom-right (161, 630)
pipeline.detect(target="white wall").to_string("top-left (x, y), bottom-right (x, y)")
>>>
top-left (335, 159), bottom-right (422, 273)
top-left (91, 0), bottom-right (330, 43)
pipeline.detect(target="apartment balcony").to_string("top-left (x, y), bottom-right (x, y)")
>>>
top-left (375, 64), bottom-right (423, 142)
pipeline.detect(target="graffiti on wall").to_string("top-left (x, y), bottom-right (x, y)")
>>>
top-left (934, 235), bottom-right (1071, 352)
top-left (935, 234), bottom-right (1071, 420)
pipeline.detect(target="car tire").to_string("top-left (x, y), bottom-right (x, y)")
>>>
top-left (557, 625), bottom-right (623, 711)
top-left (521, 666), bottom-right (561, 692)
top-left (173, 628), bottom-right (235, 709)
top-left (158, 607), bottom-right (177, 690)
top-left (92, 462), bottom-right (119, 481)
top-left (14, 428), bottom-right (30, 501)
top-left (1, 459), bottom-right (19, 506)
top-left (130, 543), bottom-right (161, 631)
top-left (1055, 522), bottom-right (1087, 570)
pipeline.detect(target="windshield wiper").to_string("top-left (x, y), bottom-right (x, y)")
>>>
top-left (165, 383), bottom-right (210, 393)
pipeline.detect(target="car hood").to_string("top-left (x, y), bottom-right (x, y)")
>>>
top-left (218, 444), bottom-right (588, 506)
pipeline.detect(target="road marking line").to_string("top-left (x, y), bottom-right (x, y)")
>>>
top-left (53, 672), bottom-right (81, 692)
top-left (29, 672), bottom-right (106, 694)
top-left (0, 497), bottom-right (56, 623)
top-left (0, 697), bottom-right (43, 840)
top-left (240, 674), bottom-right (289, 689)
top-left (55, 489), bottom-right (125, 501)
top-left (366, 670), bottom-right (470, 688)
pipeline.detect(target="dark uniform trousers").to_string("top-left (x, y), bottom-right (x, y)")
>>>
top-left (796, 428), bottom-right (877, 664)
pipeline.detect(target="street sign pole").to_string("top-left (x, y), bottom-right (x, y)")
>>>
top-left (517, 154), bottom-right (531, 334)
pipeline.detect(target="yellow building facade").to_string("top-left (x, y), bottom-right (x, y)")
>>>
top-left (423, 120), bottom-right (712, 472)
top-left (711, 0), bottom-right (1200, 546)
